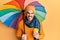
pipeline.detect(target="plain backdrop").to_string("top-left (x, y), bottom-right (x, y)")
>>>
top-left (0, 0), bottom-right (60, 40)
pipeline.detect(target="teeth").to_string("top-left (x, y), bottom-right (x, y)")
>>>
top-left (29, 17), bottom-right (31, 18)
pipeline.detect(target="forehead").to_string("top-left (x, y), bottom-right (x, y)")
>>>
top-left (27, 10), bottom-right (34, 13)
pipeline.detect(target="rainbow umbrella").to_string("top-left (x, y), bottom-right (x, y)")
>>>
top-left (0, 5), bottom-right (22, 28)
top-left (0, 0), bottom-right (46, 28)
top-left (27, 1), bottom-right (46, 22)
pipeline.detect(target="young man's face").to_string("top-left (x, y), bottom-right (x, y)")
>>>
top-left (26, 10), bottom-right (35, 22)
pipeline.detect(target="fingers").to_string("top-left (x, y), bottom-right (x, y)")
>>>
top-left (33, 32), bottom-right (39, 39)
top-left (22, 34), bottom-right (27, 40)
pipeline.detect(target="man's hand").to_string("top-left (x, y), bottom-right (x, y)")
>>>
top-left (33, 32), bottom-right (39, 39)
top-left (22, 34), bottom-right (27, 40)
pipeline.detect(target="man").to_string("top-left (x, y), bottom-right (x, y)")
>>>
top-left (16, 5), bottom-right (44, 40)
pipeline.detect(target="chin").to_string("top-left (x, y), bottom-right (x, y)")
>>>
top-left (28, 19), bottom-right (32, 22)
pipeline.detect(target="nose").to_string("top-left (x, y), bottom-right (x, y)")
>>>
top-left (29, 13), bottom-right (32, 17)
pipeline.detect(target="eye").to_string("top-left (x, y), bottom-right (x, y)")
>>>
top-left (27, 12), bottom-right (30, 14)
top-left (31, 13), bottom-right (34, 14)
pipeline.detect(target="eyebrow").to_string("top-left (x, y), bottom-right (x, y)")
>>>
top-left (27, 11), bottom-right (34, 13)
top-left (26, 11), bottom-right (29, 13)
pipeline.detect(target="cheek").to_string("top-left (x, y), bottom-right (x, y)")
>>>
top-left (31, 14), bottom-right (34, 17)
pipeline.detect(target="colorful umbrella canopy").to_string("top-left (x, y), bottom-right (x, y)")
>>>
top-left (26, 1), bottom-right (46, 22)
top-left (0, 5), bottom-right (22, 28)
top-left (0, 0), bottom-right (46, 28)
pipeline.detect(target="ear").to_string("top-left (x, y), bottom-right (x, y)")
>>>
top-left (24, 12), bottom-right (27, 17)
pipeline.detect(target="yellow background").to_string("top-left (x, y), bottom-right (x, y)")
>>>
top-left (0, 0), bottom-right (60, 40)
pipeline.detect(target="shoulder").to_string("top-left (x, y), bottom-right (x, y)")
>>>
top-left (34, 16), bottom-right (40, 23)
top-left (34, 16), bottom-right (39, 21)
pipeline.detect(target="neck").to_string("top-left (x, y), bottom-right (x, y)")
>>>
top-left (28, 20), bottom-right (32, 23)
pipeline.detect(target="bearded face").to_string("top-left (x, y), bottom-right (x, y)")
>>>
top-left (26, 10), bottom-right (35, 22)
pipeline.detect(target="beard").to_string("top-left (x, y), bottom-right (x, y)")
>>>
top-left (27, 16), bottom-right (33, 22)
